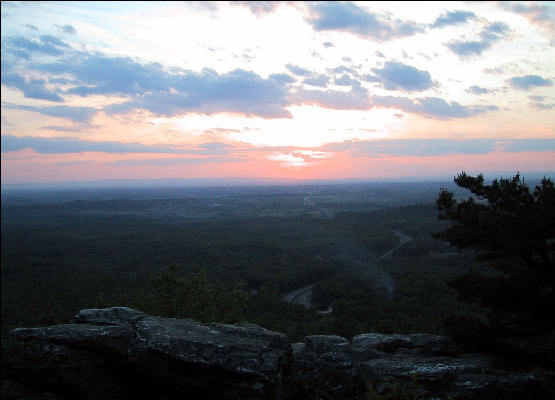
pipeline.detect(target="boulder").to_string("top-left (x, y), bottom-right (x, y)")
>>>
top-left (2, 307), bottom-right (291, 400)
top-left (351, 332), bottom-right (555, 399)
top-left (289, 335), bottom-right (366, 399)
top-left (2, 308), bottom-right (554, 400)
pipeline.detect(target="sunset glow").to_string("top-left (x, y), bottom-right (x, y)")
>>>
top-left (1, 1), bottom-right (554, 184)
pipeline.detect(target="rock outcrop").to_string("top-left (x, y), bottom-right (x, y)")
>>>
top-left (2, 307), bottom-right (554, 400)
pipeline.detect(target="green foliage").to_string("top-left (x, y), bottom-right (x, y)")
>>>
top-left (98, 262), bottom-right (249, 323)
top-left (434, 172), bottom-right (555, 348)
top-left (1, 200), bottom-right (469, 340)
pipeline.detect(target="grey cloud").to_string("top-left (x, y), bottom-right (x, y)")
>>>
top-left (114, 156), bottom-right (244, 167)
top-left (528, 95), bottom-right (546, 101)
top-left (56, 24), bottom-right (77, 34)
top-left (235, 1), bottom-right (280, 16)
top-left (484, 66), bottom-right (505, 75)
top-left (44, 55), bottom-right (170, 97)
top-left (372, 61), bottom-right (435, 92)
top-left (105, 68), bottom-right (292, 118)
top-left (329, 65), bottom-right (359, 76)
top-left (507, 75), bottom-right (552, 90)
top-left (302, 74), bottom-right (329, 87)
top-left (48, 77), bottom-right (73, 85)
top-left (1, 73), bottom-right (64, 102)
top-left (446, 40), bottom-right (491, 56)
top-left (39, 35), bottom-right (70, 48)
top-left (286, 64), bottom-right (312, 76)
top-left (322, 138), bottom-right (555, 157)
top-left (1, 135), bottom-right (185, 154)
top-left (480, 22), bottom-right (510, 41)
top-left (500, 139), bottom-right (555, 152)
top-left (466, 85), bottom-right (492, 95)
top-left (197, 142), bottom-right (233, 149)
top-left (3, 35), bottom-right (70, 59)
top-left (334, 74), bottom-right (359, 86)
top-left (4, 104), bottom-right (98, 123)
top-left (296, 87), bottom-right (370, 110)
top-left (40, 126), bottom-right (86, 132)
top-left (269, 73), bottom-right (296, 84)
top-left (500, 2), bottom-right (554, 40)
top-left (431, 10), bottom-right (476, 28)
top-left (446, 21), bottom-right (511, 57)
top-left (23, 24), bottom-right (38, 31)
top-left (33, 52), bottom-right (292, 118)
top-left (293, 86), bottom-right (498, 119)
top-left (322, 138), bottom-right (496, 157)
top-left (361, 74), bottom-right (380, 82)
top-left (372, 95), bottom-right (498, 119)
top-left (305, 2), bottom-right (423, 41)
top-left (530, 102), bottom-right (553, 110)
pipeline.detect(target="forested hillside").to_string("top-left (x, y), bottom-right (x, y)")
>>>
top-left (1, 183), bottom-right (480, 340)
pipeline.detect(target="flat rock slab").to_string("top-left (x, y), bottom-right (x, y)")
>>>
top-left (2, 307), bottom-right (554, 400)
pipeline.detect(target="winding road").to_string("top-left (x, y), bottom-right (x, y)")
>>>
top-left (282, 230), bottom-right (413, 311)
top-left (283, 283), bottom-right (314, 309)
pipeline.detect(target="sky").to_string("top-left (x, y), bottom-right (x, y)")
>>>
top-left (1, 1), bottom-right (554, 184)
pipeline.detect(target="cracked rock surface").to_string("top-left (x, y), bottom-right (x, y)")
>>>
top-left (2, 307), bottom-right (554, 399)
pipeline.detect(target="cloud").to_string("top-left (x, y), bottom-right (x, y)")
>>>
top-left (114, 156), bottom-right (244, 167)
top-left (506, 75), bottom-right (552, 90)
top-left (361, 74), bottom-right (380, 83)
top-left (34, 52), bottom-right (293, 118)
top-left (39, 35), bottom-right (70, 48)
top-left (40, 126), bottom-right (86, 132)
top-left (372, 61), bottom-right (435, 92)
top-left (302, 74), bottom-right (329, 87)
top-left (105, 68), bottom-right (292, 118)
top-left (292, 85), bottom-right (497, 120)
top-left (305, 2), bottom-right (423, 41)
top-left (446, 21), bottom-right (511, 57)
top-left (323, 41), bottom-right (334, 48)
top-left (1, 135), bottom-right (187, 154)
top-left (528, 95), bottom-right (546, 101)
top-left (2, 35), bottom-right (71, 58)
top-left (322, 138), bottom-right (555, 157)
top-left (56, 24), bottom-right (77, 34)
top-left (371, 95), bottom-right (498, 119)
top-left (500, 2), bottom-right (555, 41)
top-left (286, 64), bottom-right (312, 76)
top-left (526, 95), bottom-right (554, 109)
top-left (295, 87), bottom-right (371, 110)
top-left (466, 85), bottom-right (492, 95)
top-left (40, 55), bottom-right (170, 97)
top-left (23, 24), bottom-right (38, 31)
top-left (446, 40), bottom-right (491, 56)
top-left (329, 65), bottom-right (359, 76)
top-left (484, 66), bottom-right (505, 75)
top-left (235, 1), bottom-right (280, 16)
top-left (529, 102), bottom-right (553, 110)
top-left (323, 138), bottom-right (496, 156)
top-left (334, 74), bottom-right (359, 87)
top-left (431, 10), bottom-right (476, 28)
top-left (1, 73), bottom-right (64, 102)
top-left (499, 139), bottom-right (555, 152)
top-left (269, 73), bottom-right (296, 84)
top-left (4, 104), bottom-right (98, 123)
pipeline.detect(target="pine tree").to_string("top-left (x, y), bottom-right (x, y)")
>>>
top-left (434, 172), bottom-right (554, 352)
